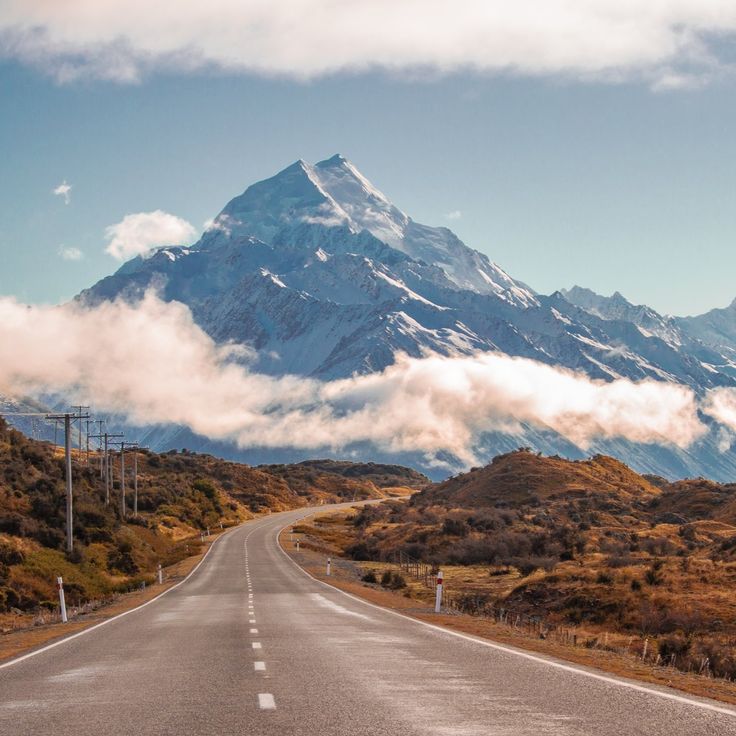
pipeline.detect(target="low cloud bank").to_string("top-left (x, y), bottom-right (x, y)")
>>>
top-left (0, 293), bottom-right (724, 465)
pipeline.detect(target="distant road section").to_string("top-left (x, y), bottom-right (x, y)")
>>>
top-left (2, 504), bottom-right (735, 735)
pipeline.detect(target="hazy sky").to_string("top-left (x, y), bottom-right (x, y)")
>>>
top-left (2, 3), bottom-right (736, 316)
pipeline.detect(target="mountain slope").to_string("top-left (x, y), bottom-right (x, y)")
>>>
top-left (67, 155), bottom-right (736, 480)
top-left (677, 297), bottom-right (736, 353)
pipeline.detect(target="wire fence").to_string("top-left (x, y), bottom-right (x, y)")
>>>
top-left (393, 549), bottom-right (733, 683)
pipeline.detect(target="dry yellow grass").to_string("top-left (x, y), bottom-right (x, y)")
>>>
top-left (285, 510), bottom-right (736, 705)
top-left (0, 531), bottom-right (220, 663)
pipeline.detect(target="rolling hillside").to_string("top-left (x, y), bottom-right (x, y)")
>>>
top-left (306, 449), bottom-right (736, 679)
top-left (0, 418), bottom-right (425, 622)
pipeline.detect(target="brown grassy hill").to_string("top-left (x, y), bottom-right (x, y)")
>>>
top-left (0, 418), bottom-right (420, 621)
top-left (309, 448), bottom-right (736, 679)
top-left (651, 478), bottom-right (736, 525)
top-left (420, 450), bottom-right (661, 508)
top-left (258, 459), bottom-right (428, 498)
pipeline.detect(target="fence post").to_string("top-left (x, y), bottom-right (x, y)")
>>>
top-left (57, 576), bottom-right (68, 623)
top-left (434, 570), bottom-right (443, 613)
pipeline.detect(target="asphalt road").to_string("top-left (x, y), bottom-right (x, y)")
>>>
top-left (3, 504), bottom-right (736, 736)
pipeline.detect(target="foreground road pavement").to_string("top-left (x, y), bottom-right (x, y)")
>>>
top-left (2, 503), bottom-right (736, 736)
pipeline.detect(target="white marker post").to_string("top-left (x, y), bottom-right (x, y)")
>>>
top-left (296, 540), bottom-right (300, 551)
top-left (434, 570), bottom-right (444, 614)
top-left (326, 558), bottom-right (331, 576)
top-left (157, 563), bottom-right (163, 585)
top-left (57, 576), bottom-right (68, 623)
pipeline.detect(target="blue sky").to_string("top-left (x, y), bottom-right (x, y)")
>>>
top-left (2, 4), bottom-right (736, 316)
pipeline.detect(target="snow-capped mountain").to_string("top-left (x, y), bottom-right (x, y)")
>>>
top-left (676, 297), bottom-right (736, 354)
top-left (201, 155), bottom-right (536, 306)
top-left (73, 154), bottom-right (736, 480)
top-left (560, 286), bottom-right (683, 346)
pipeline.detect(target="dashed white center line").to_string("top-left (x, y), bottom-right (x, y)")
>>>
top-left (250, 628), bottom-right (258, 634)
top-left (254, 661), bottom-right (266, 671)
top-left (252, 642), bottom-right (262, 649)
top-left (249, 619), bottom-right (256, 624)
top-left (258, 693), bottom-right (276, 710)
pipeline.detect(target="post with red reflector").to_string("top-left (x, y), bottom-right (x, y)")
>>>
top-left (326, 557), bottom-right (331, 576)
top-left (434, 570), bottom-right (443, 614)
top-left (57, 576), bottom-right (68, 623)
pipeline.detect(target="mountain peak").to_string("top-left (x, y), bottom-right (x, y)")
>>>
top-left (197, 155), bottom-right (535, 304)
top-left (315, 153), bottom-right (349, 168)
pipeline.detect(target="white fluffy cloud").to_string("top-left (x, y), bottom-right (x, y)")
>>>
top-left (104, 210), bottom-right (197, 260)
top-left (0, 293), bottom-right (712, 467)
top-left (53, 180), bottom-right (71, 204)
top-left (1, 2), bottom-right (736, 86)
top-left (703, 388), bottom-right (736, 432)
top-left (58, 245), bottom-right (83, 261)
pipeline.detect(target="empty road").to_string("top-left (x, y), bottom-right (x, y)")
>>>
top-left (2, 504), bottom-right (736, 735)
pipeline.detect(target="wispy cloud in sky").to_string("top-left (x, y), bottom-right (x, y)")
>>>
top-left (444, 210), bottom-right (462, 221)
top-left (105, 210), bottom-right (196, 260)
top-left (0, 292), bottom-right (717, 467)
top-left (57, 245), bottom-right (83, 261)
top-left (2, 2), bottom-right (736, 87)
top-left (52, 180), bottom-right (71, 204)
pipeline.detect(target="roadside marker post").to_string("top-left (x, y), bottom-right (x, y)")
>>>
top-left (326, 558), bottom-right (331, 576)
top-left (296, 540), bottom-right (300, 551)
top-left (157, 563), bottom-right (163, 585)
top-left (57, 577), bottom-right (68, 623)
top-left (434, 570), bottom-right (444, 614)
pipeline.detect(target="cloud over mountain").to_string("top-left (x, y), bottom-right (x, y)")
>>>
top-left (0, 293), bottom-right (711, 467)
top-left (104, 210), bottom-right (197, 260)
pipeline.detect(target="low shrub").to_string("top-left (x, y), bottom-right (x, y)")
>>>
top-left (379, 570), bottom-right (407, 590)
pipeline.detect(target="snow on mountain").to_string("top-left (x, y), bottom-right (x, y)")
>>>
top-left (201, 155), bottom-right (537, 306)
top-left (560, 286), bottom-right (683, 346)
top-left (69, 155), bottom-right (736, 480)
top-left (677, 297), bottom-right (736, 354)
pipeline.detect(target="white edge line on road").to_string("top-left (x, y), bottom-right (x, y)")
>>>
top-left (0, 523), bottom-right (239, 671)
top-left (276, 512), bottom-right (736, 718)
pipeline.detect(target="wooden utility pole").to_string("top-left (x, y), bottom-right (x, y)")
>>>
top-left (47, 410), bottom-right (89, 554)
top-left (71, 405), bottom-right (90, 456)
top-left (90, 431), bottom-right (123, 506)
